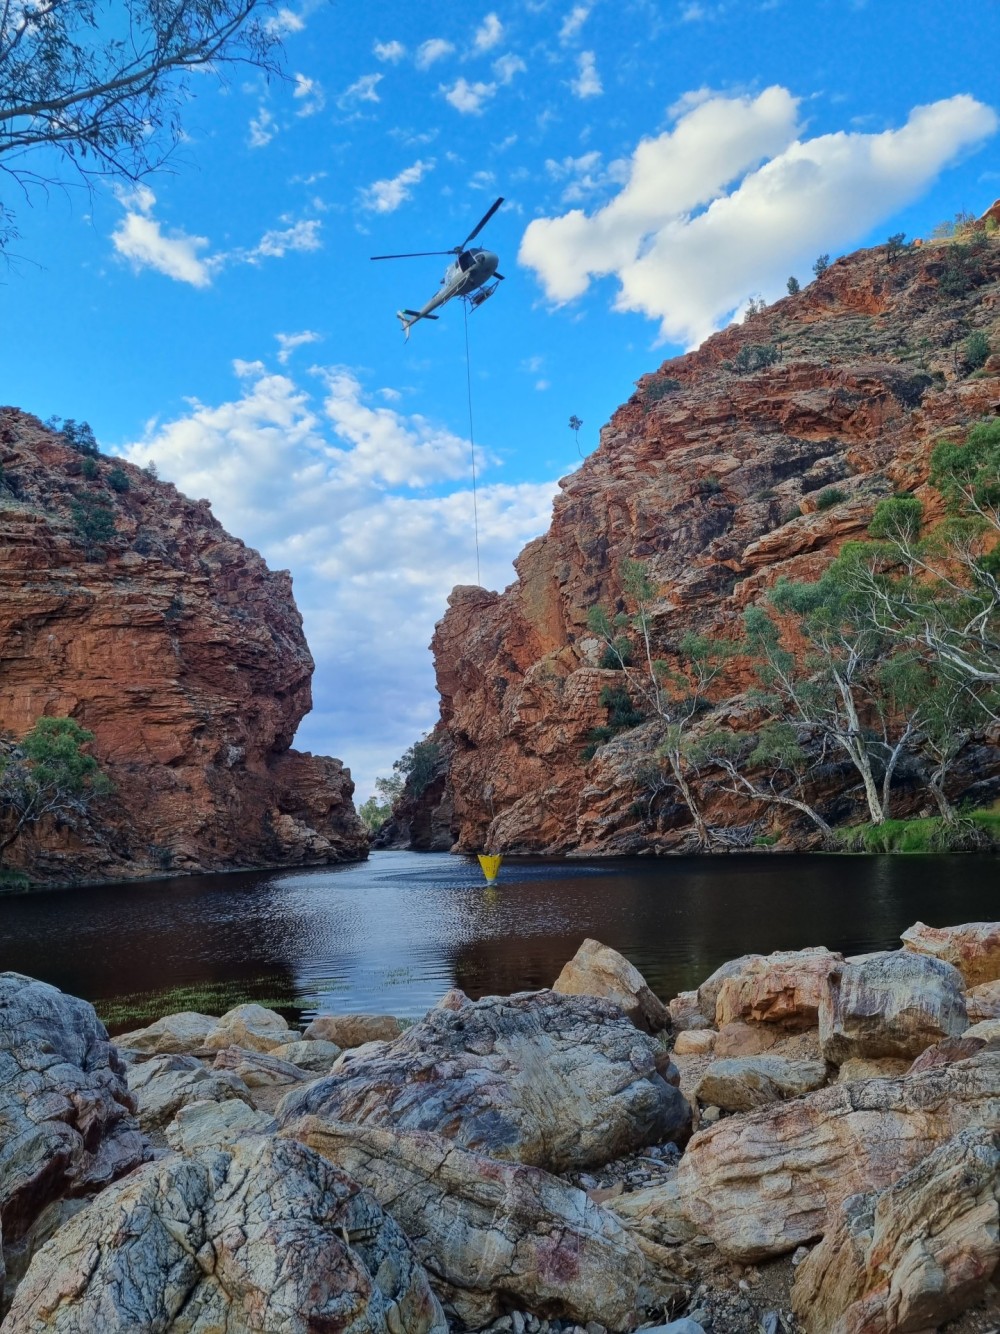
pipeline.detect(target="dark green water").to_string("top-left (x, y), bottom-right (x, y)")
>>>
top-left (1, 850), bottom-right (997, 1030)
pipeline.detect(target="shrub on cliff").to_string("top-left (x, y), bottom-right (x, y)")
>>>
top-left (815, 486), bottom-right (848, 510)
top-left (71, 499), bottom-right (116, 556)
top-left (61, 420), bottom-right (99, 456)
top-left (723, 343), bottom-right (780, 375)
top-left (393, 738), bottom-right (440, 798)
top-left (0, 718), bottom-right (112, 860)
top-left (963, 330), bottom-right (991, 373)
top-left (813, 254), bottom-right (830, 277)
top-left (107, 466), bottom-right (131, 494)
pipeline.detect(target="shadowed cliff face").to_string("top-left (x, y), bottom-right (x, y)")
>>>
top-left (0, 409), bottom-right (367, 883)
top-left (422, 224), bottom-right (1000, 855)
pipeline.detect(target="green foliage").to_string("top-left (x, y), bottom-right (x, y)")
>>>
top-left (963, 330), bottom-right (991, 372)
top-left (744, 294), bottom-right (767, 320)
top-left (80, 456), bottom-right (99, 480)
top-left (644, 377), bottom-right (681, 409)
top-left (815, 486), bottom-right (848, 510)
top-left (886, 232), bottom-right (908, 263)
top-left (868, 495), bottom-right (923, 541)
top-left (726, 343), bottom-right (780, 375)
top-left (786, 276), bottom-right (800, 295)
top-left (393, 737), bottom-right (440, 797)
top-left (71, 498), bottom-right (116, 553)
top-left (107, 466), bottom-right (131, 494)
top-left (19, 718), bottom-right (109, 797)
top-left (61, 420), bottom-right (99, 456)
top-left (780, 505), bottom-right (802, 525)
top-left (937, 237), bottom-right (988, 298)
top-left (835, 812), bottom-right (1000, 854)
top-left (358, 795), bottom-right (393, 833)
top-left (930, 419), bottom-right (1000, 513)
top-left (812, 254), bottom-right (830, 277)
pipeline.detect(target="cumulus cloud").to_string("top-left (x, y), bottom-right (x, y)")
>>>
top-left (570, 50), bottom-right (602, 98)
top-left (415, 38), bottom-right (455, 69)
top-left (559, 3), bottom-right (590, 42)
top-left (373, 39), bottom-right (406, 62)
top-left (337, 73), bottom-right (382, 109)
top-left (519, 88), bottom-right (999, 346)
top-left (493, 53), bottom-right (526, 85)
top-left (111, 187), bottom-right (211, 286)
top-left (248, 104), bottom-right (277, 148)
top-left (247, 220), bottom-right (322, 260)
top-left (293, 73), bottom-right (325, 116)
top-left (276, 331), bottom-right (322, 363)
top-left (118, 362), bottom-right (559, 798)
top-left (473, 12), bottom-right (504, 51)
top-left (360, 159), bottom-right (434, 213)
top-left (442, 77), bottom-right (497, 114)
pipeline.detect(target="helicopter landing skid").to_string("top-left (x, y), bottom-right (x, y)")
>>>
top-left (464, 281), bottom-right (500, 311)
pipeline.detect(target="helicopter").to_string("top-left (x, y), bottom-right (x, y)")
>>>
top-left (370, 196), bottom-right (505, 339)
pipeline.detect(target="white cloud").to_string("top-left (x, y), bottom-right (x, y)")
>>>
top-left (111, 188), bottom-right (211, 287)
top-left (266, 6), bottom-right (304, 34)
top-left (248, 104), bottom-right (277, 148)
top-left (415, 38), bottom-right (455, 69)
top-left (570, 50), bottom-right (602, 98)
top-left (493, 53), bottom-right (526, 85)
top-left (442, 77), bottom-right (497, 115)
top-left (276, 331), bottom-right (323, 364)
top-left (117, 362), bottom-right (559, 799)
top-left (249, 219), bottom-right (322, 259)
top-left (473, 12), bottom-right (504, 51)
top-left (519, 89), bottom-right (999, 346)
top-left (360, 159), bottom-right (434, 213)
top-left (559, 3), bottom-right (590, 41)
top-left (293, 73), bottom-right (325, 116)
top-left (338, 73), bottom-right (382, 109)
top-left (373, 39), bottom-right (406, 62)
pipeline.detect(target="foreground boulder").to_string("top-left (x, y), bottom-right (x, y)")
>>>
top-left (303, 1014), bottom-right (403, 1047)
top-left (202, 1002), bottom-right (292, 1053)
top-left (791, 1128), bottom-right (1000, 1333)
top-left (291, 1117), bottom-right (666, 1329)
top-left (0, 973), bottom-right (146, 1258)
top-left (126, 1053), bottom-right (253, 1131)
top-left (4, 1137), bottom-right (446, 1334)
top-left (278, 989), bottom-right (690, 1171)
top-left (901, 920), bottom-right (1000, 987)
top-left (113, 1011), bottom-right (217, 1056)
top-left (675, 1050), bottom-right (1000, 1261)
top-left (553, 938), bottom-right (671, 1033)
top-left (165, 1098), bottom-right (277, 1154)
top-left (694, 1056), bottom-right (828, 1113)
top-left (819, 951), bottom-right (967, 1063)
top-left (212, 1045), bottom-right (312, 1087)
top-left (714, 948), bottom-right (843, 1031)
top-left (967, 979), bottom-right (1000, 1022)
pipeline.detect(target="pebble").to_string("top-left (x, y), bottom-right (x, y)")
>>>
top-left (512, 1314), bottom-right (525, 1334)
top-left (791, 1245), bottom-right (810, 1266)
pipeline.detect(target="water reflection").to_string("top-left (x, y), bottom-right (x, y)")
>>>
top-left (0, 849), bottom-right (995, 1029)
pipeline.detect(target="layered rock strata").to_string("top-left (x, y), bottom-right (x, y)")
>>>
top-left (0, 408), bottom-right (366, 882)
top-left (415, 228), bottom-right (1000, 852)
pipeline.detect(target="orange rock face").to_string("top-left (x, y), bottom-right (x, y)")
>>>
top-left (0, 409), bottom-right (366, 882)
top-left (422, 234), bottom-right (1000, 853)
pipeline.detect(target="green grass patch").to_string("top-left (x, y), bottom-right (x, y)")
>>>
top-left (834, 811), bottom-right (1000, 854)
top-left (0, 870), bottom-right (31, 892)
top-left (95, 977), bottom-right (305, 1032)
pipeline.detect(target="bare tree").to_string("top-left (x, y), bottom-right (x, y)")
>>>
top-left (0, 0), bottom-right (283, 249)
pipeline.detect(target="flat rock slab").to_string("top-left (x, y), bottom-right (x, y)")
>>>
top-left (967, 979), bottom-right (1000, 1022)
top-left (0, 972), bottom-right (146, 1253)
top-left (791, 1128), bottom-right (1000, 1333)
top-left (694, 1056), bottom-right (829, 1113)
top-left (271, 1038), bottom-right (342, 1072)
top-left (819, 951), bottom-right (967, 1063)
top-left (290, 1117), bottom-right (660, 1329)
top-left (113, 1011), bottom-right (217, 1056)
top-left (553, 938), bottom-right (671, 1033)
top-left (126, 1053), bottom-right (253, 1131)
top-left (212, 1044), bottom-right (312, 1087)
top-left (166, 1098), bottom-right (277, 1154)
top-left (713, 1022), bottom-right (823, 1061)
top-left (901, 920), bottom-right (1000, 987)
top-left (302, 1014), bottom-right (402, 1047)
top-left (278, 989), bottom-right (691, 1172)
top-left (3, 1137), bottom-right (446, 1334)
top-left (675, 1050), bottom-right (1000, 1262)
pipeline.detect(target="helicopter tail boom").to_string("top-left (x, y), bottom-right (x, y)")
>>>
top-left (397, 308), bottom-right (439, 340)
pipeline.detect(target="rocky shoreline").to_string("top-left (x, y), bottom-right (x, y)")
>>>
top-left (0, 921), bottom-right (998, 1332)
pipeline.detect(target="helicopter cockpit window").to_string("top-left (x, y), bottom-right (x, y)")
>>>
top-left (458, 251), bottom-right (475, 271)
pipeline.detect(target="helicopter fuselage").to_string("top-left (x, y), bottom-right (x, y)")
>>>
top-left (398, 248), bottom-right (499, 336)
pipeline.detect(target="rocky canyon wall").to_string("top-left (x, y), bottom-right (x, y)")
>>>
top-left (0, 408), bottom-right (367, 883)
top-left (413, 216), bottom-right (1000, 854)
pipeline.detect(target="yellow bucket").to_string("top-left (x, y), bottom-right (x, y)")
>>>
top-left (477, 854), bottom-right (503, 884)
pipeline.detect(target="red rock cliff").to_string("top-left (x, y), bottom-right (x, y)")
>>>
top-left (0, 409), bottom-right (367, 882)
top-left (424, 219), bottom-right (1000, 854)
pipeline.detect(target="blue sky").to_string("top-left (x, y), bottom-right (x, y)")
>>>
top-left (4, 0), bottom-right (999, 800)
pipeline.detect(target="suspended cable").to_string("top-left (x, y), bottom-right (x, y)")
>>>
top-left (462, 299), bottom-right (482, 587)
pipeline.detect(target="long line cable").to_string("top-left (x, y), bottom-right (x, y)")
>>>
top-left (462, 299), bottom-right (482, 587)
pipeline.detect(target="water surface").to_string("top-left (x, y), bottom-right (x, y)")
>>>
top-left (1, 850), bottom-right (996, 1030)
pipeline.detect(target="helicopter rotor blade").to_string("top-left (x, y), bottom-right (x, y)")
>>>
top-left (370, 250), bottom-right (459, 260)
top-left (458, 196), bottom-right (504, 250)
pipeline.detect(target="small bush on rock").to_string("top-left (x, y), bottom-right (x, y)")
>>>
top-left (816, 486), bottom-right (848, 511)
top-left (107, 466), bottom-right (130, 493)
top-left (963, 330), bottom-right (991, 372)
